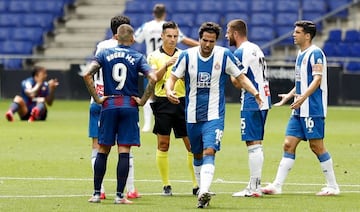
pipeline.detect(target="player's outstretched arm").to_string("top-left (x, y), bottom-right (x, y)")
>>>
top-left (236, 73), bottom-right (263, 107)
top-left (274, 87), bottom-right (296, 107)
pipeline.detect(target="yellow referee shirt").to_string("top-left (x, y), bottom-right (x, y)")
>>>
top-left (147, 47), bottom-right (185, 97)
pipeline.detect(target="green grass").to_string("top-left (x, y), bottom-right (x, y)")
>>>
top-left (0, 99), bottom-right (359, 211)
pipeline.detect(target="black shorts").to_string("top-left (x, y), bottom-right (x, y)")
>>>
top-left (150, 96), bottom-right (187, 138)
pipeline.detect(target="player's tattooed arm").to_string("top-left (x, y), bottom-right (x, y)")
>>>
top-left (83, 62), bottom-right (106, 104)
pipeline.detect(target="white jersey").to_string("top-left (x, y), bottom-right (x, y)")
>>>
top-left (172, 46), bottom-right (244, 123)
top-left (234, 41), bottom-right (271, 111)
top-left (294, 44), bottom-right (327, 117)
top-left (90, 38), bottom-right (118, 104)
top-left (134, 20), bottom-right (185, 55)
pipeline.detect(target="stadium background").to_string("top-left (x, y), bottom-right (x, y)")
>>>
top-left (0, 0), bottom-right (359, 104)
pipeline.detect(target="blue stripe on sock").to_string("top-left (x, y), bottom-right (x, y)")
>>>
top-left (203, 155), bottom-right (215, 165)
top-left (317, 152), bottom-right (331, 162)
top-left (194, 158), bottom-right (203, 166)
top-left (283, 152), bottom-right (295, 160)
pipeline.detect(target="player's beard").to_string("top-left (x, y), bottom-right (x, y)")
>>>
top-left (228, 37), bottom-right (236, 47)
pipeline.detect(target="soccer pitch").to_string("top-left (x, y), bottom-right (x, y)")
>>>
top-left (0, 100), bottom-right (359, 211)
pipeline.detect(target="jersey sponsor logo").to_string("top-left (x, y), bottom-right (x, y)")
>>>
top-left (197, 72), bottom-right (211, 88)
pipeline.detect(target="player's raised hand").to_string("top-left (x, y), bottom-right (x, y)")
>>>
top-left (48, 78), bottom-right (59, 89)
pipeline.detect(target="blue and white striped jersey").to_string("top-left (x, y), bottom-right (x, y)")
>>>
top-left (234, 41), bottom-right (271, 111)
top-left (294, 44), bottom-right (327, 117)
top-left (172, 46), bottom-right (244, 123)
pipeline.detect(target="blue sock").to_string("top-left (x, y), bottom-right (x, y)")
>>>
top-left (203, 155), bottom-right (215, 165)
top-left (193, 158), bottom-right (203, 166)
top-left (116, 153), bottom-right (130, 198)
top-left (9, 102), bottom-right (19, 113)
top-left (317, 152), bottom-right (331, 162)
top-left (94, 153), bottom-right (108, 195)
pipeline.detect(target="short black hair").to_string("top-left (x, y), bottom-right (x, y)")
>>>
top-left (162, 21), bottom-right (178, 32)
top-left (111, 15), bottom-right (131, 35)
top-left (198, 22), bottom-right (221, 40)
top-left (153, 4), bottom-right (166, 19)
top-left (295, 20), bottom-right (316, 40)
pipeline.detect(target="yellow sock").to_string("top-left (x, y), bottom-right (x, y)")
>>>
top-left (187, 152), bottom-right (198, 188)
top-left (156, 150), bottom-right (170, 186)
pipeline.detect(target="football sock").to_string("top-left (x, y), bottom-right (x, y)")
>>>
top-left (126, 153), bottom-right (135, 192)
top-left (273, 152), bottom-right (295, 187)
top-left (9, 102), bottom-right (19, 113)
top-left (318, 152), bottom-right (339, 188)
top-left (193, 158), bottom-right (202, 189)
top-left (187, 152), bottom-right (198, 188)
top-left (91, 149), bottom-right (97, 170)
top-left (117, 153), bottom-right (130, 196)
top-left (248, 144), bottom-right (263, 189)
top-left (143, 100), bottom-right (152, 129)
top-left (94, 153), bottom-right (108, 193)
top-left (156, 150), bottom-right (170, 186)
top-left (199, 155), bottom-right (215, 194)
top-left (91, 149), bottom-right (105, 193)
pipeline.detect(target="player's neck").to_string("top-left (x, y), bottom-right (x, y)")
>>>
top-left (163, 46), bottom-right (176, 56)
top-left (299, 42), bottom-right (312, 52)
top-left (236, 37), bottom-right (247, 48)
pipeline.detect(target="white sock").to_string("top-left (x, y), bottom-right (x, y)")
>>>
top-left (91, 149), bottom-right (97, 171)
top-left (320, 158), bottom-right (339, 189)
top-left (143, 100), bottom-right (152, 128)
top-left (199, 164), bottom-right (215, 195)
top-left (273, 156), bottom-right (295, 187)
top-left (126, 153), bottom-right (135, 192)
top-left (248, 144), bottom-right (263, 189)
top-left (194, 165), bottom-right (201, 189)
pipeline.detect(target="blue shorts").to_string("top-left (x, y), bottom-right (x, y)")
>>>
top-left (241, 110), bottom-right (268, 142)
top-left (186, 118), bottom-right (224, 154)
top-left (286, 115), bottom-right (325, 141)
top-left (88, 103), bottom-right (101, 138)
top-left (98, 108), bottom-right (140, 147)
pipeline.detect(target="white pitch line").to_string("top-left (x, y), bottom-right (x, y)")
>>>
top-left (0, 190), bottom-right (360, 198)
top-left (0, 177), bottom-right (359, 187)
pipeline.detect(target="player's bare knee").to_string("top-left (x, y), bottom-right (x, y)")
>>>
top-left (203, 148), bottom-right (215, 156)
top-left (309, 142), bottom-right (326, 155)
top-left (157, 141), bottom-right (170, 152)
top-left (282, 141), bottom-right (295, 153)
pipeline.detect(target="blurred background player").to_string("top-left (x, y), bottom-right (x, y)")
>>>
top-left (226, 19), bottom-right (271, 197)
top-left (87, 15), bottom-right (140, 200)
top-left (134, 3), bottom-right (199, 132)
top-left (5, 66), bottom-right (58, 122)
top-left (85, 24), bottom-right (156, 204)
top-left (148, 21), bottom-right (198, 196)
top-left (165, 22), bottom-right (262, 208)
top-left (261, 20), bottom-right (340, 196)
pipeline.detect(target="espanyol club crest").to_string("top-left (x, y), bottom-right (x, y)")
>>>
top-left (214, 62), bottom-right (220, 70)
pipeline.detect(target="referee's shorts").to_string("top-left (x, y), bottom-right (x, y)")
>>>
top-left (150, 96), bottom-right (187, 138)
